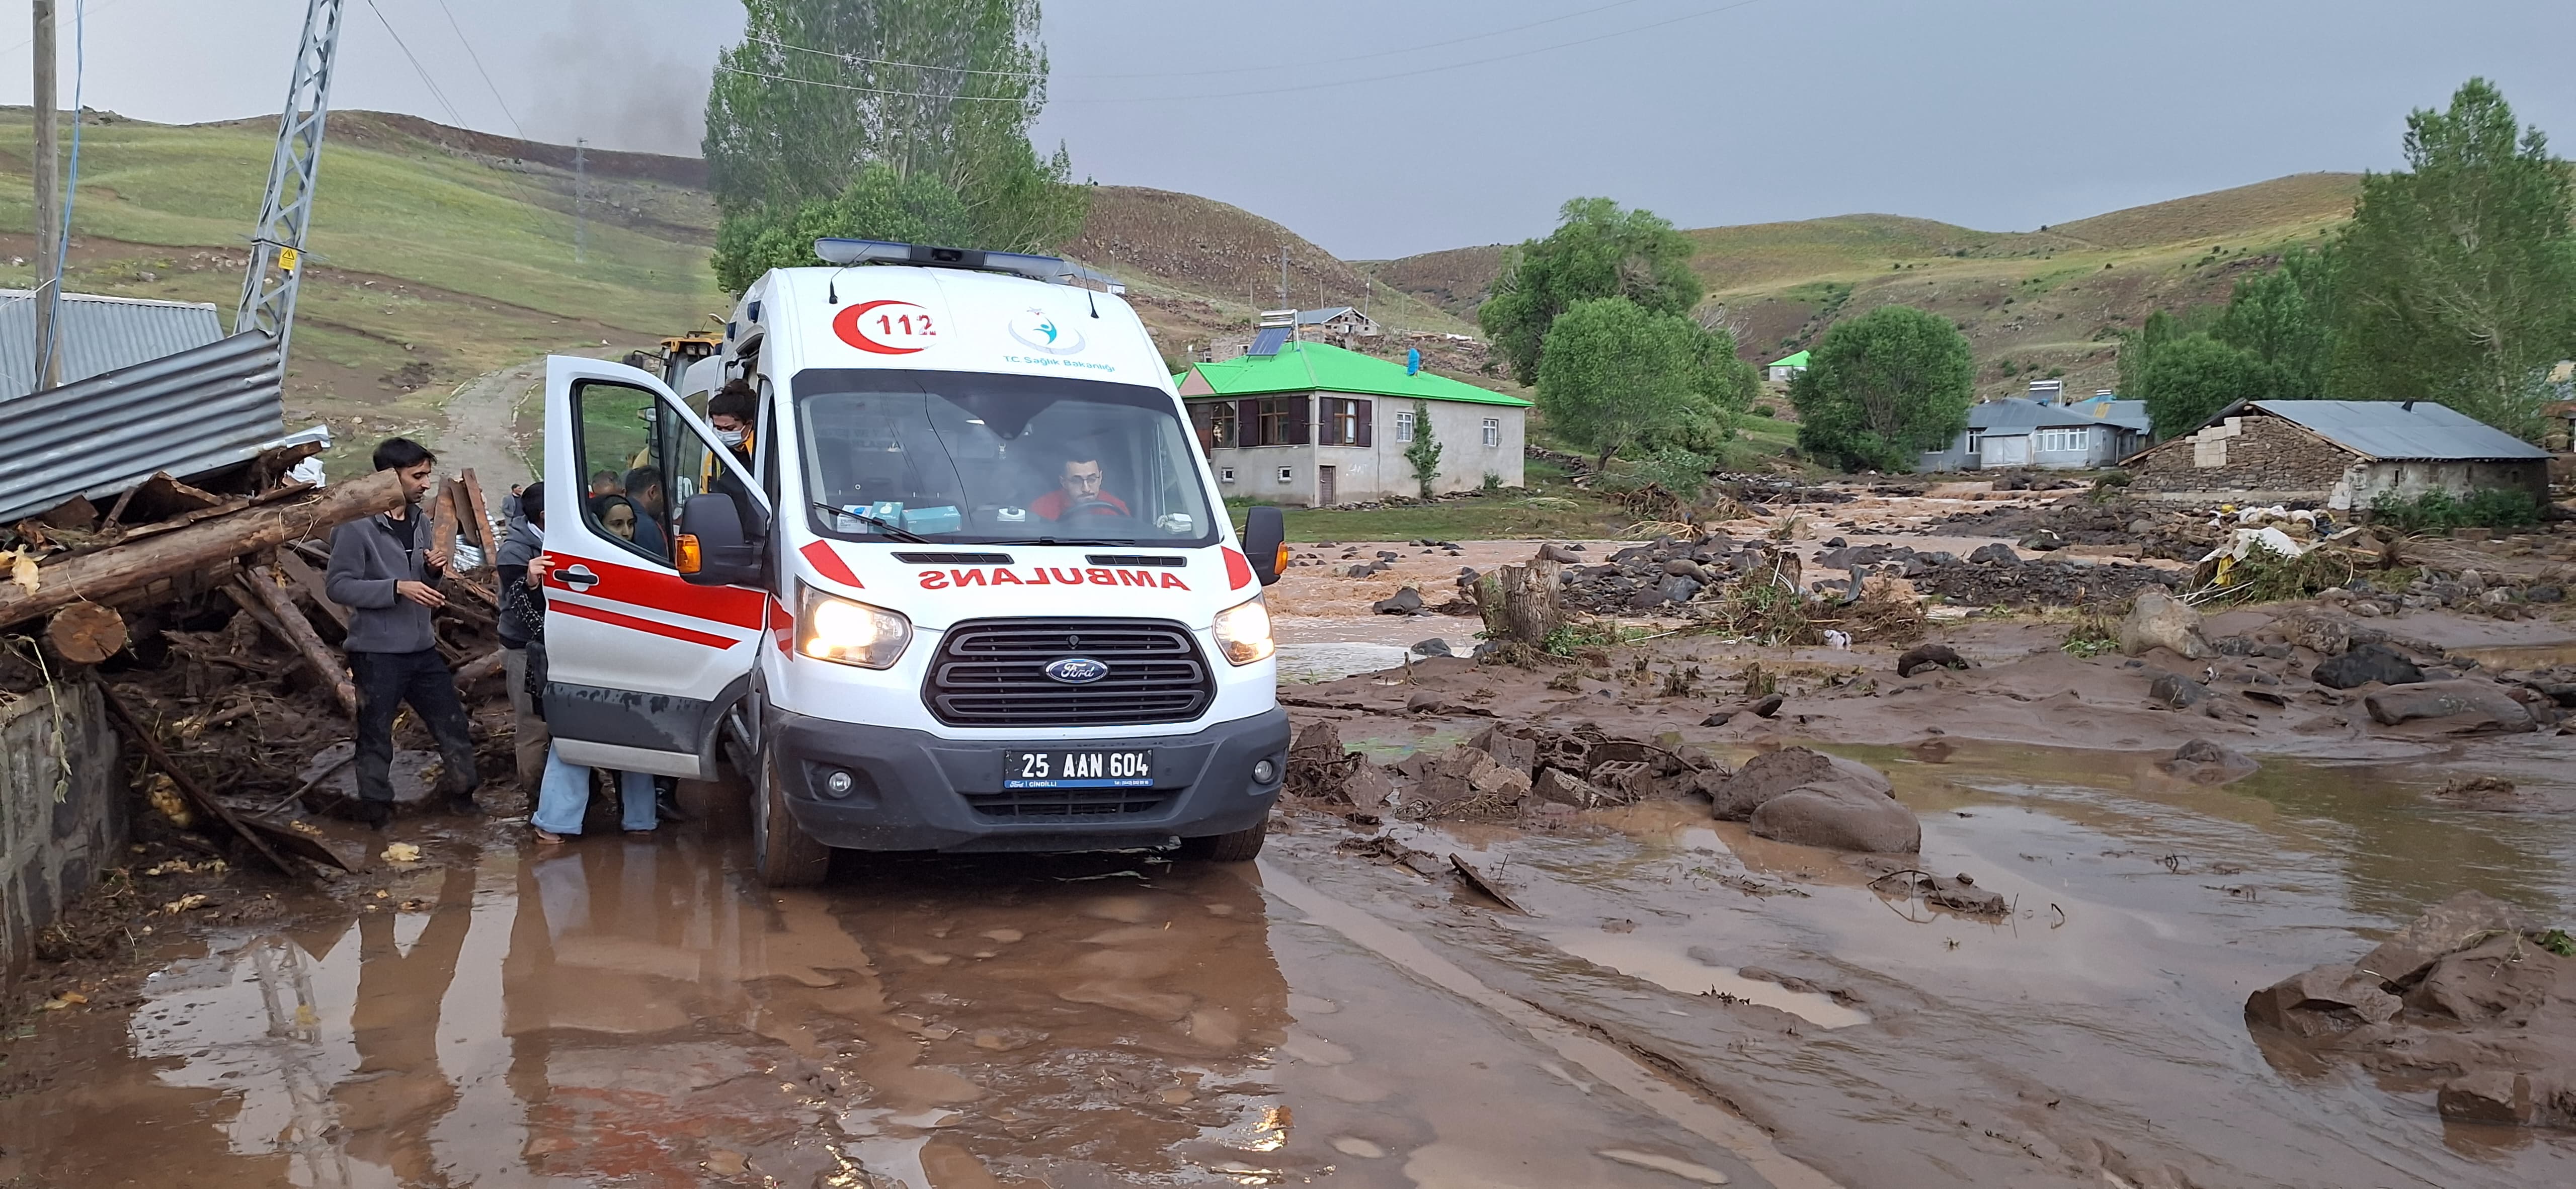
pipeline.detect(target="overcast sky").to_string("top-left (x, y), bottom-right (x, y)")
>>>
top-left (3, 1), bottom-right (2570, 259)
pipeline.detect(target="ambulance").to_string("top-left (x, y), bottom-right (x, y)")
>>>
top-left (539, 240), bottom-right (1291, 885)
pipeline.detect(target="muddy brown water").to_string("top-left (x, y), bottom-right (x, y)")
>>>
top-left (5, 729), bottom-right (2574, 1187)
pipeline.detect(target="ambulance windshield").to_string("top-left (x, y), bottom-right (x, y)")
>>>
top-left (792, 368), bottom-right (1219, 546)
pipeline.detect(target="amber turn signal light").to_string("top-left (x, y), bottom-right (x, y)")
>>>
top-left (1273, 542), bottom-right (1290, 575)
top-left (674, 533), bottom-right (703, 574)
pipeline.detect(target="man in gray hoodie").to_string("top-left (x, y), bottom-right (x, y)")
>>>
top-left (326, 438), bottom-right (482, 827)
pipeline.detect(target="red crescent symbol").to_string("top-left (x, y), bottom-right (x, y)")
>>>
top-left (834, 300), bottom-right (928, 354)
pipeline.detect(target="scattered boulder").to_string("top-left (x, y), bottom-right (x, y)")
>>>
top-left (1343, 763), bottom-right (1394, 810)
top-left (2364, 681), bottom-right (2536, 733)
top-left (2439, 1071), bottom-right (2576, 1129)
top-left (1968, 543), bottom-right (2021, 565)
top-left (1750, 693), bottom-right (1785, 718)
top-left (2148, 671), bottom-right (2210, 709)
top-left (2311, 643), bottom-right (2423, 690)
top-left (2158, 738), bottom-right (2257, 785)
top-left (1658, 575), bottom-right (1704, 604)
top-left (1699, 711), bottom-right (1734, 727)
top-left (1410, 637), bottom-right (1454, 658)
top-left (1373, 587), bottom-right (1425, 615)
top-left (2356, 890), bottom-right (2532, 989)
top-left (2244, 963), bottom-right (2404, 1038)
top-left (2278, 612), bottom-right (2352, 657)
top-left (1709, 747), bottom-right (1892, 820)
top-left (1749, 786), bottom-right (1921, 853)
top-left (1895, 642), bottom-right (1971, 678)
top-left (1404, 689), bottom-right (1447, 715)
top-left (1539, 543), bottom-right (1586, 564)
top-left (2120, 590), bottom-right (2212, 659)
top-left (2412, 932), bottom-right (2566, 1024)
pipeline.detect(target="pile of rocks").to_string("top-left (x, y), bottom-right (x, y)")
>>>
top-left (2328, 568), bottom-right (2570, 620)
top-left (1327, 539), bottom-right (1469, 577)
top-left (1821, 541), bottom-right (2185, 608)
top-left (1927, 495), bottom-right (2219, 561)
top-left (2247, 890), bottom-right (2576, 1130)
top-left (1553, 536), bottom-right (1796, 615)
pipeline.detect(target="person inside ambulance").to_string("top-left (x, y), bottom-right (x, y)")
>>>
top-left (1029, 456), bottom-right (1128, 522)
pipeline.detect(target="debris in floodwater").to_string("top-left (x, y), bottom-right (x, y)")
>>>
top-left (1449, 854), bottom-right (1533, 915)
top-left (1595, 1147), bottom-right (1731, 1183)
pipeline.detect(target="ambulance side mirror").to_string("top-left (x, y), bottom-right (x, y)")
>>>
top-left (1244, 505), bottom-right (1287, 587)
top-left (676, 492), bottom-right (766, 588)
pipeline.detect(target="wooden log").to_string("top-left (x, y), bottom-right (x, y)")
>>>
top-left (274, 550), bottom-right (350, 633)
top-left (242, 564), bottom-right (360, 719)
top-left (45, 601), bottom-right (126, 664)
top-left (96, 683), bottom-right (315, 883)
top-left (0, 470), bottom-right (404, 631)
top-left (457, 469), bottom-right (494, 556)
top-left (431, 479), bottom-right (461, 565)
top-left (454, 647), bottom-right (506, 688)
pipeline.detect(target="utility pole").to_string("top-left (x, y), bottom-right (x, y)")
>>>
top-left (573, 137), bottom-right (586, 265)
top-left (1276, 247), bottom-right (1287, 307)
top-left (237, 0), bottom-right (349, 366)
top-left (31, 0), bottom-right (60, 391)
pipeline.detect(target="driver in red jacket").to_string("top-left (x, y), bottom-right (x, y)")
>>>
top-left (1030, 457), bottom-right (1130, 521)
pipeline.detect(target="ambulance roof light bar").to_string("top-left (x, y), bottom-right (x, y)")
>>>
top-left (814, 239), bottom-right (1125, 294)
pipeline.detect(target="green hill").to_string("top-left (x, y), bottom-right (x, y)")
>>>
top-left (1363, 173), bottom-right (2363, 399)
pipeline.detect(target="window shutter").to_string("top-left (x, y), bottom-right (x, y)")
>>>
top-left (1287, 396), bottom-right (1311, 445)
top-left (1238, 398), bottom-right (1261, 446)
top-left (1354, 399), bottom-right (1373, 447)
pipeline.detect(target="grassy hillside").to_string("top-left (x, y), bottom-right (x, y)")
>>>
top-left (1363, 173), bottom-right (2363, 399)
top-left (0, 109), bottom-right (726, 472)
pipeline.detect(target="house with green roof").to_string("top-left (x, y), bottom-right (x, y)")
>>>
top-left (1765, 350), bottom-right (1810, 384)
top-left (1173, 339), bottom-right (1532, 505)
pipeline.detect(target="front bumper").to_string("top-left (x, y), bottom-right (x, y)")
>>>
top-left (763, 706), bottom-right (1289, 853)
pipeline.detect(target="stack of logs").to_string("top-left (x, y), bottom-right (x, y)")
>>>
top-left (0, 445), bottom-right (512, 880)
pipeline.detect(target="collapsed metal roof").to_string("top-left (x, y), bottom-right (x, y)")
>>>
top-left (0, 330), bottom-right (298, 524)
top-left (0, 290), bottom-right (225, 396)
top-left (2231, 400), bottom-right (2552, 462)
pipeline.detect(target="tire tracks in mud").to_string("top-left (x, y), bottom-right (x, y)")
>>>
top-left (1255, 860), bottom-right (1842, 1189)
top-left (433, 359), bottom-right (546, 496)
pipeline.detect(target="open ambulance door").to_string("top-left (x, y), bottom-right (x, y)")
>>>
top-left (540, 356), bottom-right (771, 779)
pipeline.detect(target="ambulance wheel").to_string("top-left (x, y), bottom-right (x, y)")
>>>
top-left (1176, 820), bottom-right (1267, 863)
top-left (753, 747), bottom-right (831, 887)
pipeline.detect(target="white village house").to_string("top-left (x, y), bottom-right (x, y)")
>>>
top-left (1918, 388), bottom-right (2154, 471)
top-left (1174, 338), bottom-right (1528, 506)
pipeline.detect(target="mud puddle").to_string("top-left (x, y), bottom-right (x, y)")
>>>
top-left (1290, 732), bottom-right (2576, 1187)
top-left (0, 787), bottom-right (1816, 1188)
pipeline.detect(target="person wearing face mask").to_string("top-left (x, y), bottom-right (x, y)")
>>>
top-left (708, 381), bottom-right (757, 472)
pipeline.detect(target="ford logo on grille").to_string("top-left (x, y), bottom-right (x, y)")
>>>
top-left (1043, 657), bottom-right (1109, 685)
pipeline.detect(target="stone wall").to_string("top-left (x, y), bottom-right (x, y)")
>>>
top-left (2129, 413), bottom-right (2358, 502)
top-left (0, 682), bottom-right (126, 1001)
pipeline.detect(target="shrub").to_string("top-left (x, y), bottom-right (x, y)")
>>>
top-left (2370, 487), bottom-right (2539, 532)
top-left (1751, 404), bottom-right (1777, 417)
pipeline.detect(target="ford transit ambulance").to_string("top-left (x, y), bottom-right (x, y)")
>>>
top-left (539, 239), bottom-right (1292, 885)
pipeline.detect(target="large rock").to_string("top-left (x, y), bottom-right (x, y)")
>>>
top-left (2439, 1071), bottom-right (2576, 1129)
top-left (2312, 642), bottom-right (2424, 689)
top-left (2356, 889), bottom-right (2533, 988)
top-left (2364, 681), bottom-right (2536, 733)
top-left (1968, 542), bottom-right (2021, 565)
top-left (2410, 933), bottom-right (2569, 1025)
top-left (1895, 642), bottom-right (1970, 678)
top-left (1748, 786), bottom-right (1921, 853)
top-left (2243, 963), bottom-right (2403, 1038)
top-left (2158, 738), bottom-right (2257, 785)
top-left (2120, 590), bottom-right (2212, 659)
top-left (1708, 747), bottom-right (1892, 820)
top-left (2148, 671), bottom-right (2210, 709)
top-left (1372, 586), bottom-right (1425, 615)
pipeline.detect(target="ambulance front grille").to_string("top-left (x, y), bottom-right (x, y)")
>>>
top-left (924, 618), bottom-right (1213, 727)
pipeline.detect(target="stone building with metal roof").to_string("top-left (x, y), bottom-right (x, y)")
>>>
top-left (1174, 339), bottom-right (1529, 505)
top-left (2123, 399), bottom-right (2551, 509)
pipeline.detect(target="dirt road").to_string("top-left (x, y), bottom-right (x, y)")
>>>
top-left (430, 359), bottom-right (545, 496)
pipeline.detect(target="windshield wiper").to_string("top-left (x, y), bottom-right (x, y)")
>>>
top-left (812, 501), bottom-right (929, 543)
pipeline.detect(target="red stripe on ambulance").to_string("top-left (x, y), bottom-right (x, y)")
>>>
top-left (918, 567), bottom-right (1188, 591)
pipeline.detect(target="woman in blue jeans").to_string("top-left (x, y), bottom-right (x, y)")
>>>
top-left (499, 485), bottom-right (658, 843)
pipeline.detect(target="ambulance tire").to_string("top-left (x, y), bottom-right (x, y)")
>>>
top-left (1176, 820), bottom-right (1267, 863)
top-left (753, 746), bottom-right (832, 887)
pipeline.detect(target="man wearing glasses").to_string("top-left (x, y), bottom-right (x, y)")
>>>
top-left (1030, 456), bottom-right (1130, 521)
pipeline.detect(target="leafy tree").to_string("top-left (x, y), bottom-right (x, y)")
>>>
top-left (704, 0), bottom-right (1087, 289)
top-left (1788, 305), bottom-right (1975, 472)
top-left (2213, 245), bottom-right (2337, 400)
top-left (2333, 78), bottom-right (2576, 439)
top-left (2135, 332), bottom-right (2271, 438)
top-left (1537, 297), bottom-right (1713, 468)
top-left (1403, 399), bottom-right (1443, 497)
top-left (1480, 198), bottom-right (1703, 384)
top-left (712, 163), bottom-right (977, 292)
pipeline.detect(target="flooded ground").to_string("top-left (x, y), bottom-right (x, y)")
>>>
top-left (6, 730), bottom-right (2572, 1187)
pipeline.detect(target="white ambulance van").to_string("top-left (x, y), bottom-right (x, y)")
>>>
top-left (539, 240), bottom-right (1292, 884)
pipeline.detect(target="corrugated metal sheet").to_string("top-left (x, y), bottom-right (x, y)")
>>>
top-left (0, 291), bottom-right (226, 396)
top-left (2247, 400), bottom-right (2553, 462)
top-left (0, 331), bottom-right (289, 523)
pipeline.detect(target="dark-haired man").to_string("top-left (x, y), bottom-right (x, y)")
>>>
top-left (326, 437), bottom-right (482, 828)
top-left (1031, 457), bottom-right (1128, 521)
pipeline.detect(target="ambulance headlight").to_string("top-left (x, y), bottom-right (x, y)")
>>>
top-left (797, 585), bottom-right (912, 669)
top-left (1212, 596), bottom-right (1274, 665)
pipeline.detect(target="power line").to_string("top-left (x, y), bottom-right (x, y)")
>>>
top-left (363, 0), bottom-right (468, 129)
top-left (430, 0), bottom-right (524, 138)
top-left (0, 0), bottom-right (123, 57)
